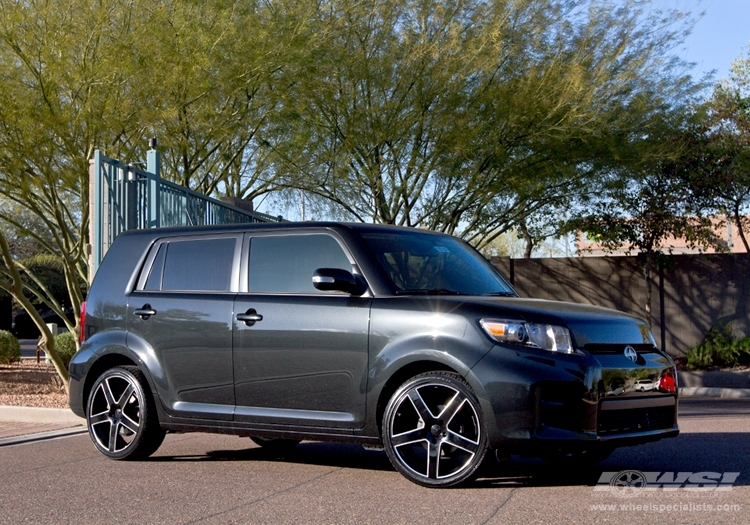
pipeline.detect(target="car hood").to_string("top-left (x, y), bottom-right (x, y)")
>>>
top-left (465, 297), bottom-right (654, 347)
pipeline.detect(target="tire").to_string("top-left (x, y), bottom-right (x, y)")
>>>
top-left (250, 437), bottom-right (301, 451)
top-left (540, 445), bottom-right (614, 467)
top-left (382, 371), bottom-right (488, 487)
top-left (86, 366), bottom-right (165, 460)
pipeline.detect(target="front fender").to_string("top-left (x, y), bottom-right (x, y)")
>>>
top-left (364, 331), bottom-right (494, 436)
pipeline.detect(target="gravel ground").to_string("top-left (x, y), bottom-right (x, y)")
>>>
top-left (0, 362), bottom-right (68, 409)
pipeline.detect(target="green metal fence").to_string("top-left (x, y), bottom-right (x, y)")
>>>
top-left (89, 148), bottom-right (280, 276)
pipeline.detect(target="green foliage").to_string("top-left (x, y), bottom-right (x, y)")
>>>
top-left (565, 128), bottom-right (723, 321)
top-left (685, 324), bottom-right (750, 370)
top-left (54, 331), bottom-right (78, 370)
top-left (569, 169), bottom-right (717, 257)
top-left (684, 48), bottom-right (750, 252)
top-left (0, 0), bottom-right (107, 340)
top-left (0, 329), bottom-right (20, 364)
top-left (277, 0), bottom-right (702, 248)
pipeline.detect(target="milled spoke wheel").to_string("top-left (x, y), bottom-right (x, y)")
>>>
top-left (383, 372), bottom-right (487, 487)
top-left (87, 366), bottom-right (165, 460)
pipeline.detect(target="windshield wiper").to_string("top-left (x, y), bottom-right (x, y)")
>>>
top-left (481, 291), bottom-right (517, 297)
top-left (395, 288), bottom-right (461, 296)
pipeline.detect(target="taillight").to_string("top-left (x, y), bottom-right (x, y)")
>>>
top-left (79, 301), bottom-right (87, 344)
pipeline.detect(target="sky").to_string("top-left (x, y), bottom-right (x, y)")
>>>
top-left (678, 0), bottom-right (750, 82)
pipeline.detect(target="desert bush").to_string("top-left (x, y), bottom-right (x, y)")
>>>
top-left (54, 331), bottom-right (78, 369)
top-left (0, 330), bottom-right (21, 364)
top-left (685, 324), bottom-right (750, 370)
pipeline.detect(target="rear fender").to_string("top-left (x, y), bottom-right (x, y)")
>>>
top-left (68, 329), bottom-right (161, 417)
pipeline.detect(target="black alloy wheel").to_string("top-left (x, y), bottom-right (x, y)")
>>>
top-left (86, 366), bottom-right (165, 460)
top-left (382, 372), bottom-right (488, 487)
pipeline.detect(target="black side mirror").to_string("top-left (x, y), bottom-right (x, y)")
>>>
top-left (312, 268), bottom-right (367, 296)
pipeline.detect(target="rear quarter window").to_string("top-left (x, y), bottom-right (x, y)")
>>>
top-left (139, 237), bottom-right (237, 292)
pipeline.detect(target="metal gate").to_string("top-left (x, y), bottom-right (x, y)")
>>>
top-left (89, 146), bottom-right (280, 277)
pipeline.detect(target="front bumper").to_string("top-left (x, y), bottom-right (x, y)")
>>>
top-left (470, 343), bottom-right (679, 452)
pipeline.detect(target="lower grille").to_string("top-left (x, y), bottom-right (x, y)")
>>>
top-left (597, 405), bottom-right (675, 435)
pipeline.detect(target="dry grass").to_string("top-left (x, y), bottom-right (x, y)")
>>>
top-left (0, 361), bottom-right (69, 409)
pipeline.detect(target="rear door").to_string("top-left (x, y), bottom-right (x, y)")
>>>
top-left (232, 231), bottom-right (371, 429)
top-left (127, 233), bottom-right (241, 420)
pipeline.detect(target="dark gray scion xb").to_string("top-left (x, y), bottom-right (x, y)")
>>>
top-left (69, 222), bottom-right (678, 487)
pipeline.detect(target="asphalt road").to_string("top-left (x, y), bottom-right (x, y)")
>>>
top-left (0, 399), bottom-right (747, 525)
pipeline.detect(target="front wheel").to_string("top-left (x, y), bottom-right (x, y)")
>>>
top-left (86, 366), bottom-right (165, 460)
top-left (382, 372), bottom-right (488, 487)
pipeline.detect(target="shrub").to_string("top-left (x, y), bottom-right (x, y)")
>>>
top-left (0, 330), bottom-right (21, 364)
top-left (685, 324), bottom-right (750, 370)
top-left (54, 331), bottom-right (78, 370)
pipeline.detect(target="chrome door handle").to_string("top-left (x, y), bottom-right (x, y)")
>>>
top-left (236, 309), bottom-right (263, 326)
top-left (134, 304), bottom-right (157, 320)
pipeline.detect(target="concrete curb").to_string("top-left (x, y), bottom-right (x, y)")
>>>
top-left (678, 387), bottom-right (750, 398)
top-left (0, 427), bottom-right (86, 448)
top-left (678, 370), bottom-right (750, 389)
top-left (0, 406), bottom-right (84, 425)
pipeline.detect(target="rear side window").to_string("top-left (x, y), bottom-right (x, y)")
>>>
top-left (144, 244), bottom-right (166, 290)
top-left (249, 234), bottom-right (351, 293)
top-left (141, 237), bottom-right (236, 292)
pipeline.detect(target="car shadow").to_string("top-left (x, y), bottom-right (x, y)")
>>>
top-left (149, 432), bottom-right (749, 488)
top-left (477, 431), bottom-right (750, 488)
top-left (151, 441), bottom-right (394, 472)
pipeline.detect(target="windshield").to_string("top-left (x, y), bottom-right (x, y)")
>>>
top-left (359, 230), bottom-right (517, 296)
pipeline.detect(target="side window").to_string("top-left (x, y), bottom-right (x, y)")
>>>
top-left (249, 234), bottom-right (351, 293)
top-left (143, 243), bottom-right (166, 291)
top-left (158, 238), bottom-right (236, 292)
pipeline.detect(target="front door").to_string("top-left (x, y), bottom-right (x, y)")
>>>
top-left (232, 232), bottom-right (371, 429)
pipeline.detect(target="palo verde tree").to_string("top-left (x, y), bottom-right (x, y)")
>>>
top-left (272, 0), bottom-right (701, 249)
top-left (123, 0), bottom-right (313, 201)
top-left (0, 0), bottom-right (315, 390)
top-left (0, 0), bottom-right (143, 390)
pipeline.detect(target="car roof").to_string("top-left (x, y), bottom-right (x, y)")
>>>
top-left (114, 221), bottom-right (452, 239)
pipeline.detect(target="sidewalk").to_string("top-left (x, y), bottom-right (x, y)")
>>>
top-left (0, 406), bottom-right (85, 447)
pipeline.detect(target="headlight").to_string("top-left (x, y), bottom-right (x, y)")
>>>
top-left (480, 319), bottom-right (574, 354)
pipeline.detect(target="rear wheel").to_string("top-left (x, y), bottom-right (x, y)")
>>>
top-left (382, 372), bottom-right (488, 487)
top-left (86, 366), bottom-right (165, 460)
